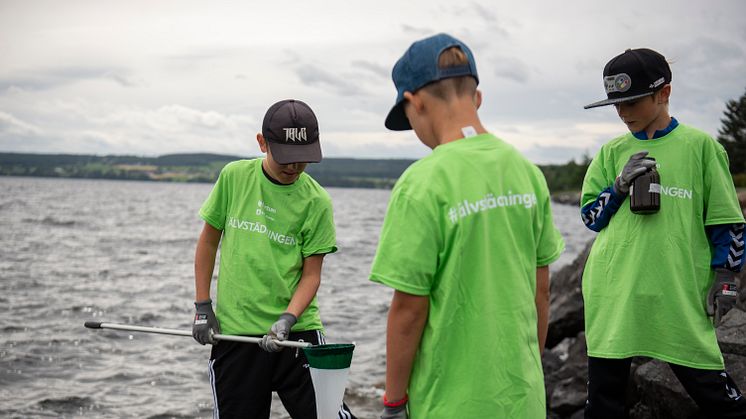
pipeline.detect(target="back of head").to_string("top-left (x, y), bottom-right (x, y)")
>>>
top-left (423, 46), bottom-right (478, 100)
top-left (385, 33), bottom-right (479, 131)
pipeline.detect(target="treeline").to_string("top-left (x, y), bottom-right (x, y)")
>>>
top-left (0, 152), bottom-right (592, 192)
top-left (0, 152), bottom-right (414, 189)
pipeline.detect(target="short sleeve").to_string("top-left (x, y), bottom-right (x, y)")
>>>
top-left (703, 145), bottom-right (745, 226)
top-left (534, 169), bottom-right (565, 266)
top-left (199, 168), bottom-right (230, 230)
top-left (301, 194), bottom-right (338, 257)
top-left (369, 189), bottom-right (439, 296)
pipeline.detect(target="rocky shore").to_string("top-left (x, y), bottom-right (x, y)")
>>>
top-left (544, 191), bottom-right (746, 418)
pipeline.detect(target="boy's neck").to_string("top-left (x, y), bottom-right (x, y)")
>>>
top-left (641, 109), bottom-right (672, 140)
top-left (261, 162), bottom-right (292, 186)
top-left (431, 99), bottom-right (487, 146)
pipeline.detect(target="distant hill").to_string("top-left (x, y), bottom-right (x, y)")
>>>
top-left (0, 152), bottom-right (414, 189)
top-left (0, 151), bottom-right (589, 193)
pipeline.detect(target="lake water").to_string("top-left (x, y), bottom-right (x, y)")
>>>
top-left (0, 176), bottom-right (594, 418)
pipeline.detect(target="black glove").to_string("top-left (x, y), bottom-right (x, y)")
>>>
top-left (193, 299), bottom-right (220, 345)
top-left (706, 268), bottom-right (739, 327)
top-left (613, 151), bottom-right (657, 195)
top-left (259, 312), bottom-right (297, 352)
top-left (381, 394), bottom-right (408, 419)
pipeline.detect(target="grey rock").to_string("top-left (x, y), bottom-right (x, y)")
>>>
top-left (632, 359), bottom-right (698, 418)
top-left (717, 308), bottom-right (746, 356)
top-left (544, 333), bottom-right (588, 415)
top-left (547, 240), bottom-right (594, 349)
top-left (550, 375), bottom-right (587, 415)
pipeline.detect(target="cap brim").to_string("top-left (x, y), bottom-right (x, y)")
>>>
top-left (583, 91), bottom-right (656, 109)
top-left (385, 101), bottom-right (411, 131)
top-left (267, 141), bottom-right (322, 165)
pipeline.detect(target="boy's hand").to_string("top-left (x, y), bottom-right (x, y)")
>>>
top-left (381, 404), bottom-right (408, 419)
top-left (259, 312), bottom-right (297, 352)
top-left (707, 268), bottom-right (739, 327)
top-left (613, 151), bottom-right (657, 195)
top-left (193, 299), bottom-right (220, 345)
top-left (381, 394), bottom-right (408, 419)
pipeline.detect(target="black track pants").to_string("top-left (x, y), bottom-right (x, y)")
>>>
top-left (585, 356), bottom-right (746, 419)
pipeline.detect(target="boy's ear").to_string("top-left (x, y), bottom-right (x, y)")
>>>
top-left (474, 89), bottom-right (483, 109)
top-left (403, 91), bottom-right (424, 113)
top-left (657, 84), bottom-right (672, 104)
top-left (256, 133), bottom-right (268, 153)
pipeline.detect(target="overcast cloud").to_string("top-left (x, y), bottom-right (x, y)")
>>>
top-left (1, 0), bottom-right (745, 163)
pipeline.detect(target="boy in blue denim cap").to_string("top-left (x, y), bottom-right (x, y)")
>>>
top-left (370, 33), bottom-right (564, 419)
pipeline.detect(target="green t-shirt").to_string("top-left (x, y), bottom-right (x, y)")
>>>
top-left (199, 158), bottom-right (337, 335)
top-left (581, 124), bottom-right (744, 369)
top-left (370, 133), bottom-right (565, 419)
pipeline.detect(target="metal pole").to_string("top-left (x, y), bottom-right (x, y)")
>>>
top-left (84, 321), bottom-right (311, 348)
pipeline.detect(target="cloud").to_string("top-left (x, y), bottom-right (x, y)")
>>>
top-left (295, 65), bottom-right (365, 96)
top-left (401, 24), bottom-right (433, 36)
top-left (351, 60), bottom-right (389, 79)
top-left (0, 66), bottom-right (141, 92)
top-left (492, 56), bottom-right (531, 84)
top-left (488, 121), bottom-right (620, 164)
top-left (0, 100), bottom-right (259, 156)
top-left (0, 111), bottom-right (43, 136)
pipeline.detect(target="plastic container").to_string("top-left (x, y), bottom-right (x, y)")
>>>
top-left (629, 157), bottom-right (660, 214)
top-left (303, 343), bottom-right (355, 419)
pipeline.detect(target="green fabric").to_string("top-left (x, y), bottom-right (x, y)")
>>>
top-left (303, 344), bottom-right (355, 369)
top-left (370, 134), bottom-right (564, 419)
top-left (199, 158), bottom-right (337, 335)
top-left (581, 123), bottom-right (744, 369)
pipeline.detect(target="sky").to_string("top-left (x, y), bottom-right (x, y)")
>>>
top-left (1, 1), bottom-right (745, 164)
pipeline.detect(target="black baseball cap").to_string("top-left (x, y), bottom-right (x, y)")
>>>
top-left (385, 33), bottom-right (479, 131)
top-left (584, 48), bottom-right (671, 109)
top-left (261, 99), bottom-right (321, 164)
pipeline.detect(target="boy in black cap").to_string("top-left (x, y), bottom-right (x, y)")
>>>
top-left (191, 99), bottom-right (355, 418)
top-left (370, 33), bottom-right (564, 418)
top-left (581, 48), bottom-right (746, 418)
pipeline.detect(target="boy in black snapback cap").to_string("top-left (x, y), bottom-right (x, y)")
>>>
top-left (580, 48), bottom-right (746, 418)
top-left (191, 99), bottom-right (355, 418)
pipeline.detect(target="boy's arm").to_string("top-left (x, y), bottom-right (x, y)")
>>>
top-left (193, 222), bottom-right (222, 345)
top-left (705, 224), bottom-right (744, 326)
top-left (535, 265), bottom-right (550, 354)
top-left (707, 224), bottom-right (745, 272)
top-left (195, 222), bottom-right (222, 301)
top-left (259, 254), bottom-right (325, 352)
top-left (580, 151), bottom-right (655, 232)
top-left (385, 290), bottom-right (429, 403)
top-left (580, 187), bottom-right (626, 232)
top-left (286, 254), bottom-right (325, 318)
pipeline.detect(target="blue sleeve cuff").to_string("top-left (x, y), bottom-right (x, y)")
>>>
top-left (708, 223), bottom-right (745, 272)
top-left (581, 186), bottom-right (625, 232)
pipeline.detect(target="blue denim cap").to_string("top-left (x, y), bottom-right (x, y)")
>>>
top-left (385, 33), bottom-right (479, 131)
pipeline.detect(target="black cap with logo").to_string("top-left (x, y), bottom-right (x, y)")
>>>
top-left (584, 48), bottom-right (672, 109)
top-left (261, 99), bottom-right (322, 164)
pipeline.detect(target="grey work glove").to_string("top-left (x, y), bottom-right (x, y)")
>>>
top-left (259, 312), bottom-right (297, 352)
top-left (192, 299), bottom-right (220, 345)
top-left (613, 151), bottom-right (658, 195)
top-left (706, 268), bottom-right (739, 327)
top-left (380, 404), bottom-right (408, 419)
